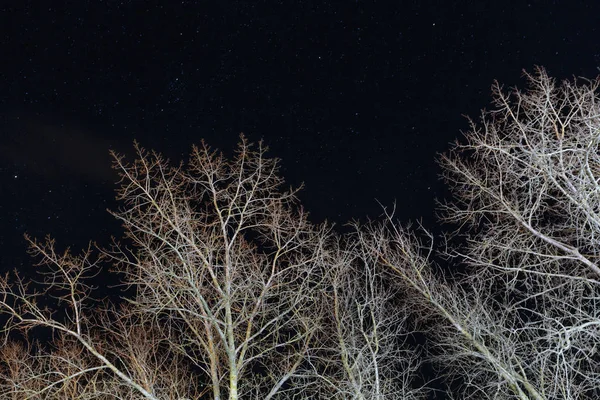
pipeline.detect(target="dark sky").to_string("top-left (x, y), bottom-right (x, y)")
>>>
top-left (2, 1), bottom-right (600, 274)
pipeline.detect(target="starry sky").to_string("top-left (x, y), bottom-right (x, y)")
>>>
top-left (2, 1), bottom-right (600, 276)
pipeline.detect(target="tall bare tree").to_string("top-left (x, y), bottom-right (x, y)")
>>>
top-left (312, 227), bottom-right (423, 399)
top-left (437, 67), bottom-right (600, 399)
top-left (103, 136), bottom-right (334, 399)
top-left (362, 67), bottom-right (600, 399)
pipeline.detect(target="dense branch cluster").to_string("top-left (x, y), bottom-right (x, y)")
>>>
top-left (0, 137), bottom-right (422, 399)
top-left (434, 67), bottom-right (600, 399)
top-left (1, 67), bottom-right (599, 399)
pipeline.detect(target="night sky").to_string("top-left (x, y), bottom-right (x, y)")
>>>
top-left (2, 1), bottom-right (600, 277)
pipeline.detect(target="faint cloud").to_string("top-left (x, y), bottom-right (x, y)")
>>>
top-left (0, 112), bottom-right (128, 184)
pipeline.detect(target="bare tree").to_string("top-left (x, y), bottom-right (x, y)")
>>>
top-left (436, 67), bottom-right (600, 399)
top-left (0, 135), bottom-right (423, 399)
top-left (103, 136), bottom-right (334, 399)
top-left (311, 228), bottom-right (423, 400)
top-left (0, 236), bottom-right (203, 399)
top-left (359, 67), bottom-right (600, 399)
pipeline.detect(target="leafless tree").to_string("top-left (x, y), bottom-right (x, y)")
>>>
top-left (359, 67), bottom-right (600, 399)
top-left (103, 136), bottom-right (334, 400)
top-left (0, 236), bottom-right (203, 399)
top-left (0, 135), bottom-right (423, 399)
top-left (310, 228), bottom-right (423, 400)
top-left (437, 67), bottom-right (600, 399)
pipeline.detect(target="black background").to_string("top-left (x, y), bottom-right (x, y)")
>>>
top-left (2, 1), bottom-right (599, 285)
